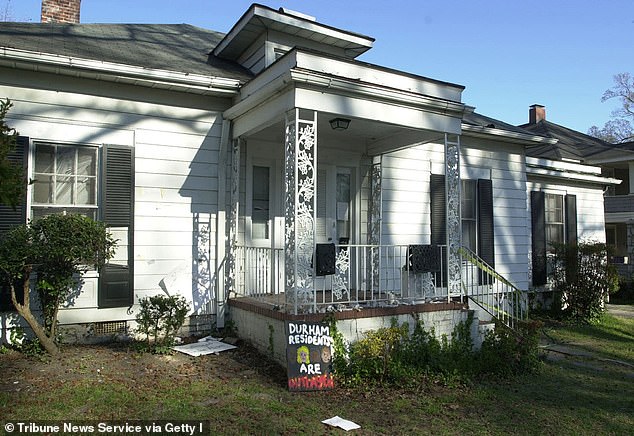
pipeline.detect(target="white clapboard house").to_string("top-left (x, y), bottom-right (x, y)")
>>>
top-left (0, 2), bottom-right (618, 360)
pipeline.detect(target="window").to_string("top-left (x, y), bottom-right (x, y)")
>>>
top-left (252, 165), bottom-right (270, 240)
top-left (431, 175), bottom-right (494, 278)
top-left (432, 176), bottom-right (493, 259)
top-left (1, 139), bottom-right (134, 310)
top-left (32, 142), bottom-right (98, 219)
top-left (545, 193), bottom-right (564, 249)
top-left (336, 171), bottom-right (351, 242)
top-left (531, 191), bottom-right (577, 286)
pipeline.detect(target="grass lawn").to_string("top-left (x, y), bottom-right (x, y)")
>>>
top-left (1, 313), bottom-right (632, 435)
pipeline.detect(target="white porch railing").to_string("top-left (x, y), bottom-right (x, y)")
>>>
top-left (459, 247), bottom-right (528, 329)
top-left (233, 244), bottom-right (450, 312)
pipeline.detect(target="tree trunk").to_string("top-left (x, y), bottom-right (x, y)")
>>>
top-left (10, 268), bottom-right (59, 356)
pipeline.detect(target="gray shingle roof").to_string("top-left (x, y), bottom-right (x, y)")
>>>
top-left (463, 111), bottom-right (536, 136)
top-left (0, 22), bottom-right (253, 82)
top-left (519, 120), bottom-right (619, 162)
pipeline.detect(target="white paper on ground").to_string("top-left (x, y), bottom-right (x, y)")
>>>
top-left (321, 416), bottom-right (360, 431)
top-left (172, 337), bottom-right (237, 357)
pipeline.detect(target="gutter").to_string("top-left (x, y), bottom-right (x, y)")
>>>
top-left (0, 47), bottom-right (242, 96)
top-left (461, 123), bottom-right (558, 146)
top-left (526, 156), bottom-right (620, 185)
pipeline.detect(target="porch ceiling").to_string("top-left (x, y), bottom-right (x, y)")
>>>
top-left (245, 112), bottom-right (444, 156)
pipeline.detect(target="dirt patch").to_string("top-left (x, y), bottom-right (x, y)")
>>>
top-left (0, 339), bottom-right (288, 397)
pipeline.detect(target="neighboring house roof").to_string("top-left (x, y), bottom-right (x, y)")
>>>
top-left (461, 110), bottom-right (558, 146)
top-left (519, 119), bottom-right (618, 162)
top-left (464, 111), bottom-right (537, 136)
top-left (0, 22), bottom-right (253, 82)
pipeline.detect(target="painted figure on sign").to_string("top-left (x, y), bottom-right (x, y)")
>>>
top-left (321, 346), bottom-right (331, 363)
top-left (296, 345), bottom-right (310, 364)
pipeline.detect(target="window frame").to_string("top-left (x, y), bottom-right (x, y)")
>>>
top-left (246, 158), bottom-right (276, 248)
top-left (29, 141), bottom-right (100, 220)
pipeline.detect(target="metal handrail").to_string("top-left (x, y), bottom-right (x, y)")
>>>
top-left (459, 246), bottom-right (527, 329)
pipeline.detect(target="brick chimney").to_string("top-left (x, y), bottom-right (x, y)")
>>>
top-left (41, 0), bottom-right (81, 23)
top-left (529, 104), bottom-right (546, 124)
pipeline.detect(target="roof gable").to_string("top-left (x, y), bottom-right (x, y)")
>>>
top-left (213, 4), bottom-right (374, 74)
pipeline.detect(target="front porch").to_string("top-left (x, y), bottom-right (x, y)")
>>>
top-left (217, 47), bottom-right (527, 359)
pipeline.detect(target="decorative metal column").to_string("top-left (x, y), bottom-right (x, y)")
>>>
top-left (444, 133), bottom-right (462, 297)
top-left (369, 155), bottom-right (382, 291)
top-left (226, 138), bottom-right (241, 297)
top-left (284, 109), bottom-right (317, 313)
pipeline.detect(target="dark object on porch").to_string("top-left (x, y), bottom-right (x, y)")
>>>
top-left (315, 243), bottom-right (336, 276)
top-left (407, 245), bottom-right (441, 273)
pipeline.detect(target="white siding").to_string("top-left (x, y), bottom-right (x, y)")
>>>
top-left (1, 68), bottom-right (228, 323)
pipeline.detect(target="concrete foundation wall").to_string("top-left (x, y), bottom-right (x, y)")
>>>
top-left (229, 305), bottom-right (481, 368)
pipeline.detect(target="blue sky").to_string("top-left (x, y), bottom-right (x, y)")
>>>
top-left (4, 0), bottom-right (633, 133)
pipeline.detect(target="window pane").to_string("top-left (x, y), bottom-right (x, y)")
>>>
top-left (546, 224), bottom-right (564, 247)
top-left (57, 146), bottom-right (76, 175)
top-left (462, 220), bottom-right (476, 251)
top-left (33, 175), bottom-right (53, 204)
top-left (34, 143), bottom-right (55, 173)
top-left (252, 166), bottom-right (270, 239)
top-left (55, 176), bottom-right (74, 204)
top-left (76, 177), bottom-right (96, 205)
top-left (337, 173), bottom-right (350, 203)
top-left (32, 207), bottom-right (97, 220)
top-left (461, 180), bottom-right (476, 219)
top-left (77, 148), bottom-right (97, 176)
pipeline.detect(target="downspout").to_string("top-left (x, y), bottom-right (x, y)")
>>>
top-left (215, 119), bottom-right (231, 328)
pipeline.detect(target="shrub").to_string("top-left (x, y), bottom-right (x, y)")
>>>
top-left (550, 242), bottom-right (619, 323)
top-left (328, 313), bottom-right (541, 386)
top-left (0, 214), bottom-right (116, 355)
top-left (477, 320), bottom-right (542, 376)
top-left (136, 294), bottom-right (189, 353)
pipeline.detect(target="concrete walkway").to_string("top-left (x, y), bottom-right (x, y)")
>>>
top-left (606, 303), bottom-right (634, 319)
top-left (539, 304), bottom-right (634, 371)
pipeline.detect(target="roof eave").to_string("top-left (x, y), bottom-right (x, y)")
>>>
top-left (0, 46), bottom-right (243, 96)
top-left (213, 4), bottom-right (374, 60)
top-left (461, 123), bottom-right (558, 145)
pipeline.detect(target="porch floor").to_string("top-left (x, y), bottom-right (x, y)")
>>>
top-left (228, 295), bottom-right (468, 322)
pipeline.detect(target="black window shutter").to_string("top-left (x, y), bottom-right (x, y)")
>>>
top-left (565, 194), bottom-right (577, 245)
top-left (0, 136), bottom-right (28, 234)
top-left (430, 174), bottom-right (446, 246)
top-left (430, 174), bottom-right (447, 285)
top-left (477, 179), bottom-right (495, 267)
top-left (0, 136), bottom-right (28, 311)
top-left (99, 144), bottom-right (134, 308)
top-left (477, 179), bottom-right (495, 285)
top-left (531, 191), bottom-right (547, 286)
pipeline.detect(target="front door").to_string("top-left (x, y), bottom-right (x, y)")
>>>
top-left (315, 166), bottom-right (353, 294)
top-left (316, 166), bottom-right (351, 245)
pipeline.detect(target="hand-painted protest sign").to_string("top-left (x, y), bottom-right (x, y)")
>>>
top-left (286, 321), bottom-right (334, 391)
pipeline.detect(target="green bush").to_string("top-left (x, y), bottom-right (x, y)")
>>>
top-left (550, 242), bottom-right (619, 323)
top-left (0, 214), bottom-right (116, 355)
top-left (477, 320), bottom-right (542, 376)
top-left (135, 294), bottom-right (189, 353)
top-left (328, 314), bottom-right (540, 386)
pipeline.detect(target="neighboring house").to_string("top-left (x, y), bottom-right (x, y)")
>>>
top-left (0, 2), bottom-right (618, 362)
top-left (520, 105), bottom-right (634, 281)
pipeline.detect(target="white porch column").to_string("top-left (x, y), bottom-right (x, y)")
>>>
top-left (369, 155), bottom-right (382, 290)
top-left (284, 109), bottom-right (317, 314)
top-left (215, 120), bottom-right (231, 328)
top-left (226, 138), bottom-right (241, 303)
top-left (444, 133), bottom-right (462, 297)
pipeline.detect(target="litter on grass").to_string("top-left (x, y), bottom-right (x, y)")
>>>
top-left (321, 416), bottom-right (360, 431)
top-left (172, 336), bottom-right (237, 357)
